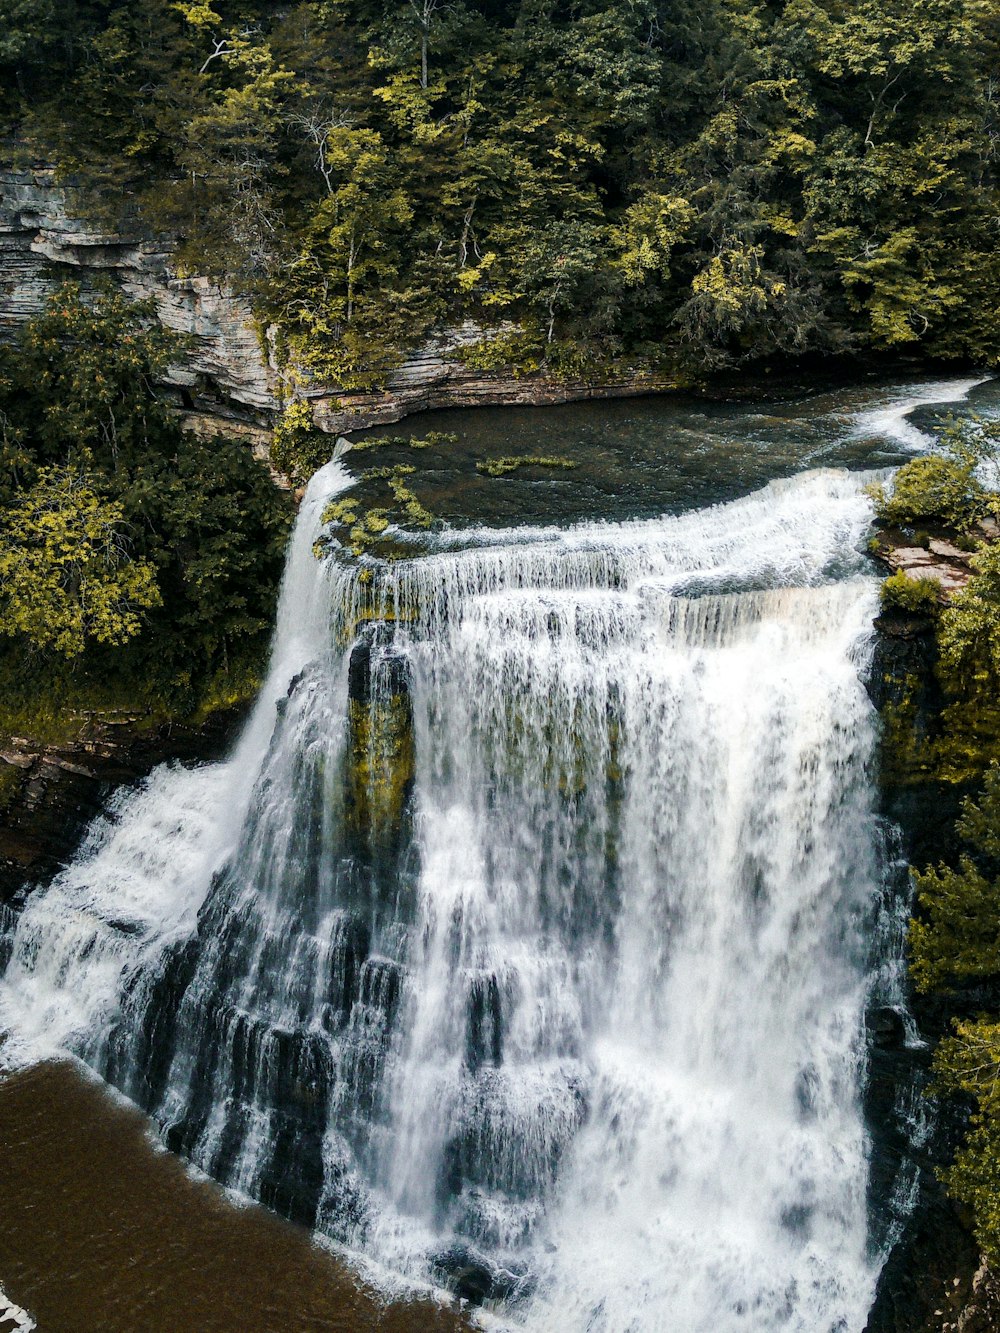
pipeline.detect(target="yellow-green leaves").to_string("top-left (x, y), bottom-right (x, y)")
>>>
top-left (270, 399), bottom-right (328, 484)
top-left (0, 468), bottom-right (161, 658)
top-left (692, 246), bottom-right (786, 316)
top-left (171, 2), bottom-right (222, 30)
top-left (939, 542), bottom-right (1000, 692)
top-left (614, 195), bottom-right (694, 287)
top-left (318, 463), bottom-right (435, 559)
top-left (476, 455), bottom-right (576, 477)
top-left (681, 246), bottom-right (789, 355)
top-left (871, 451), bottom-right (995, 533)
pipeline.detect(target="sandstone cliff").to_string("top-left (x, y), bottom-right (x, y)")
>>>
top-left (0, 166), bottom-right (677, 446)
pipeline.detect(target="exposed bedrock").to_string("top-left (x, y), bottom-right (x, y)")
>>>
top-left (0, 165), bottom-right (677, 446)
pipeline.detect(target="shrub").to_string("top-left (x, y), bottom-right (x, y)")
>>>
top-left (871, 454), bottom-right (993, 533)
top-left (938, 542), bottom-right (1000, 691)
top-left (879, 570), bottom-right (942, 615)
top-left (269, 400), bottom-right (331, 484)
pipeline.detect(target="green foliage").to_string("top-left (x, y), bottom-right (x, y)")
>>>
top-left (908, 769), bottom-right (1000, 1263)
top-left (476, 455), bottom-right (578, 477)
top-left (0, 281), bottom-right (181, 489)
top-left (0, 762), bottom-right (25, 814)
top-left (879, 570), bottom-right (941, 616)
top-left (269, 399), bottom-right (331, 483)
top-left (938, 543), bottom-right (1000, 694)
top-left (933, 1017), bottom-right (1000, 1265)
top-left (871, 454), bottom-right (995, 534)
top-left (0, 467), bottom-right (161, 658)
top-left (318, 462), bottom-right (436, 558)
top-left (349, 430), bottom-right (456, 453)
top-left (5, 0), bottom-right (1000, 379)
top-left (910, 768), bottom-right (1000, 992)
top-left (0, 285), bottom-right (292, 707)
top-left (874, 419), bottom-right (1000, 785)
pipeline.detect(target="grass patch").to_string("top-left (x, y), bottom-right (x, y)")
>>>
top-left (476, 455), bottom-right (578, 477)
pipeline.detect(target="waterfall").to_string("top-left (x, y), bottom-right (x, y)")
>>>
top-left (0, 462), bottom-right (892, 1331)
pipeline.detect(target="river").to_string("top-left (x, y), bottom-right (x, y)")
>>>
top-left (1, 375), bottom-right (996, 1332)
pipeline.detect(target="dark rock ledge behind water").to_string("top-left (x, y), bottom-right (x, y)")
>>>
top-left (0, 705), bottom-right (247, 907)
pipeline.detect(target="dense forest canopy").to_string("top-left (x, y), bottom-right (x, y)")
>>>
top-left (0, 285), bottom-right (291, 730)
top-left (2, 0), bottom-right (999, 386)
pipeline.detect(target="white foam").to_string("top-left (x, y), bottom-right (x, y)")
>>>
top-left (0, 452), bottom-right (906, 1332)
top-left (851, 376), bottom-right (991, 450)
top-left (0, 1285), bottom-right (35, 1332)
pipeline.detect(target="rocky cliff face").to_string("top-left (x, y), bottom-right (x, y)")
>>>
top-left (0, 165), bottom-right (676, 445)
top-left (0, 166), bottom-right (277, 446)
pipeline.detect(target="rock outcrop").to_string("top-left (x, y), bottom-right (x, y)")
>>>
top-left (871, 518), bottom-right (999, 601)
top-left (0, 165), bottom-right (678, 446)
top-left (0, 166), bottom-right (276, 447)
top-left (0, 705), bottom-right (248, 904)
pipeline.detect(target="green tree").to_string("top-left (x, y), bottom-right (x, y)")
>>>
top-left (0, 282), bottom-right (182, 479)
top-left (910, 767), bottom-right (1000, 992)
top-left (0, 467), bottom-right (161, 658)
top-left (933, 1016), bottom-right (1000, 1265)
top-left (0, 284), bottom-right (292, 683)
top-left (911, 766), bottom-right (1000, 1265)
top-left (4, 0), bottom-right (1000, 379)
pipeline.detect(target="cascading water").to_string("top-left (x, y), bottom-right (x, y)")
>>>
top-left (0, 450), bottom-right (908, 1330)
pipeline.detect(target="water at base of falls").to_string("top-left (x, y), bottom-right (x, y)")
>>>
top-left (0, 454), bottom-right (904, 1331)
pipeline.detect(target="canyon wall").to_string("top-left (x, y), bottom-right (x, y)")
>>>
top-left (0, 166), bottom-right (676, 446)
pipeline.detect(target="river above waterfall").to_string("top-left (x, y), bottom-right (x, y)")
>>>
top-left (342, 375), bottom-right (997, 532)
top-left (0, 375), bottom-right (996, 1332)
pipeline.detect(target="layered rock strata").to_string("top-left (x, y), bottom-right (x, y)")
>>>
top-left (0, 165), bottom-right (676, 444)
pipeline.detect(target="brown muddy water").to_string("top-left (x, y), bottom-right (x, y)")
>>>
top-left (0, 1061), bottom-right (469, 1333)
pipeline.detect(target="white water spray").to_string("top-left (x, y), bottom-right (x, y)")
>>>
top-left (0, 436), bottom-right (918, 1330)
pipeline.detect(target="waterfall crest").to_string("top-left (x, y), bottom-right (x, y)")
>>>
top-left (1, 463), bottom-right (889, 1332)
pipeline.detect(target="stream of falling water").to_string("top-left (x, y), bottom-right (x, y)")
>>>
top-left (0, 428), bottom-right (934, 1329)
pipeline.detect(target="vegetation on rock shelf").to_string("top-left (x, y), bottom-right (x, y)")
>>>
top-left (909, 768), bottom-right (1000, 1267)
top-left (476, 455), bottom-right (577, 477)
top-left (4, 0), bottom-right (1000, 385)
top-left (874, 420), bottom-right (1000, 1273)
top-left (269, 399), bottom-right (330, 485)
top-left (879, 570), bottom-right (941, 617)
top-left (313, 431), bottom-right (463, 557)
top-left (318, 467), bottom-right (435, 559)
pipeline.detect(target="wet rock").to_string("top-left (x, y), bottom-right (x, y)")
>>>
top-left (865, 590), bottom-right (1000, 1333)
top-left (431, 1245), bottom-right (533, 1307)
top-left (882, 542), bottom-right (972, 597)
top-left (866, 1189), bottom-right (981, 1333)
top-left (347, 627), bottom-right (409, 703)
top-left (867, 1006), bottom-right (907, 1050)
top-left (345, 630), bottom-right (415, 859)
top-left (0, 705), bottom-right (250, 903)
top-left (465, 972), bottom-right (504, 1072)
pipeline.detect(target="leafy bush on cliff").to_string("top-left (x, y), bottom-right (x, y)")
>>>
top-left (934, 1016), bottom-right (1000, 1266)
top-left (0, 285), bottom-right (292, 708)
top-left (937, 543), bottom-right (1000, 694)
top-left (871, 454), bottom-right (996, 534)
top-left (911, 768), bottom-right (1000, 992)
top-left (0, 467), bottom-right (161, 657)
top-left (879, 570), bottom-right (941, 616)
top-left (269, 400), bottom-right (333, 485)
